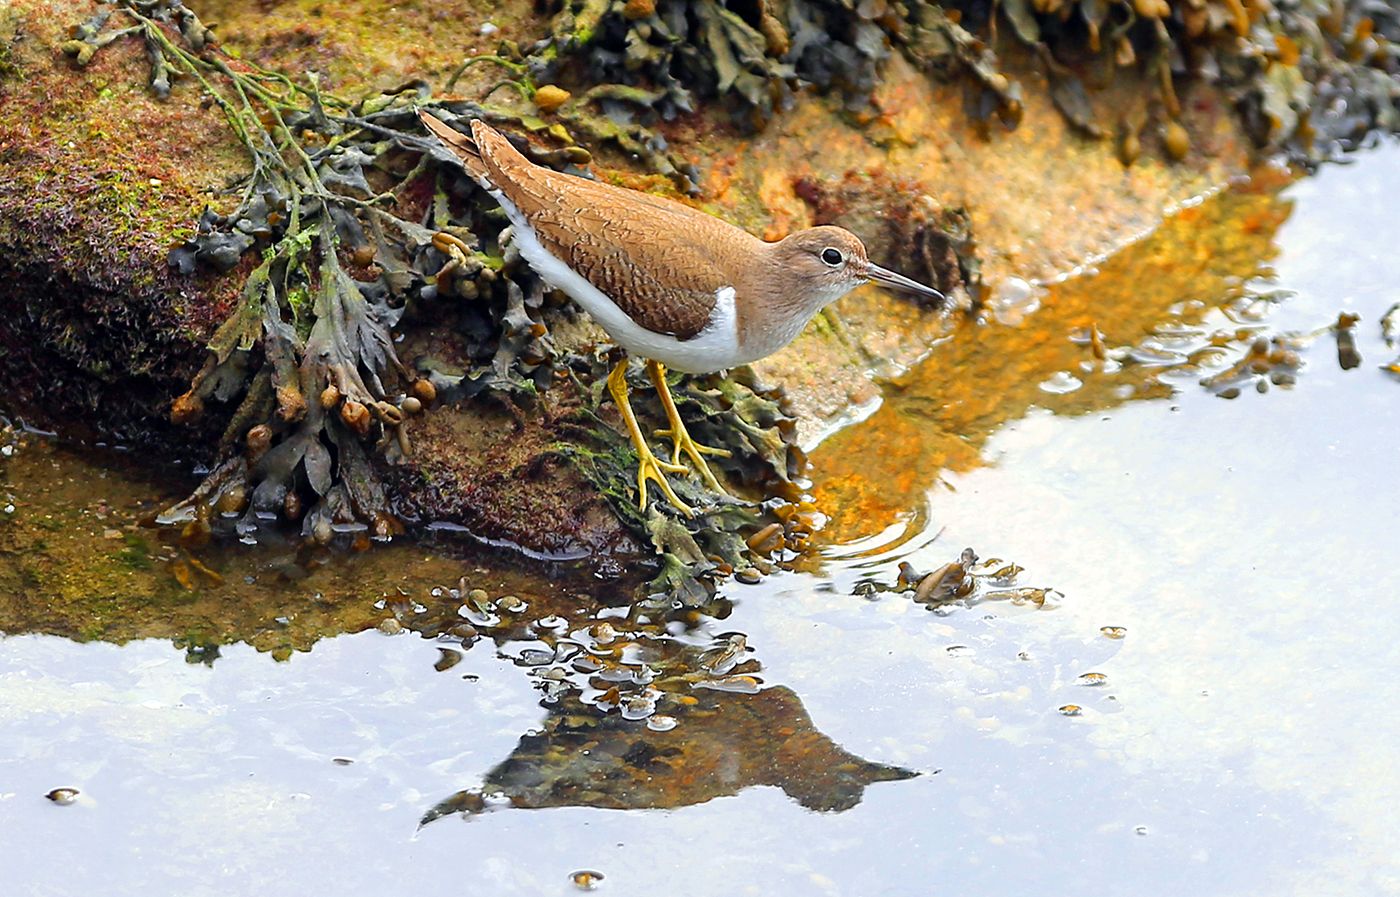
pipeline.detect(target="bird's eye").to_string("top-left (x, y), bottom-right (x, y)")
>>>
top-left (821, 248), bottom-right (844, 267)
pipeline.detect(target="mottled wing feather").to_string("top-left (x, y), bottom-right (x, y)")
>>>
top-left (471, 124), bottom-right (737, 340)
top-left (521, 177), bottom-right (723, 339)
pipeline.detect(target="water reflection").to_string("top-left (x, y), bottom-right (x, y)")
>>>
top-left (426, 685), bottom-right (914, 822)
top-left (0, 438), bottom-right (915, 822)
top-left (809, 169), bottom-right (1298, 549)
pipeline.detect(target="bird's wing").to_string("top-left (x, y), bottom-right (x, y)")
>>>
top-left (469, 122), bottom-right (742, 340)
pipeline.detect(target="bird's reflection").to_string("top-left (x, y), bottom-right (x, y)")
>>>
top-left (422, 588), bottom-right (915, 824)
top-left (423, 684), bottom-right (915, 824)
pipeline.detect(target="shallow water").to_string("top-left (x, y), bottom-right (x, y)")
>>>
top-left (4, 144), bottom-right (1400, 896)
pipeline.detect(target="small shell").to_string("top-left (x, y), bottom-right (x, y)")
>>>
top-left (401, 396), bottom-right (423, 415)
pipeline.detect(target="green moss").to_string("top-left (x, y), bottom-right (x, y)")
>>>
top-left (76, 621), bottom-right (107, 642)
top-left (0, 8), bottom-right (20, 81)
top-left (116, 533), bottom-right (153, 570)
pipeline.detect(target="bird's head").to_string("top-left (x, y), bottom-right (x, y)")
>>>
top-left (774, 225), bottom-right (945, 308)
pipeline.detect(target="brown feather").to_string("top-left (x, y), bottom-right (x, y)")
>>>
top-left (460, 118), bottom-right (767, 340)
top-left (418, 111), bottom-right (489, 183)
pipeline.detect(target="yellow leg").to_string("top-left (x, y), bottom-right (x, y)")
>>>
top-left (607, 359), bottom-right (692, 517)
top-left (646, 360), bottom-right (731, 496)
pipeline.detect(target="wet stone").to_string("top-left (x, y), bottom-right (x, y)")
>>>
top-left (446, 623), bottom-right (479, 643)
top-left (588, 622), bottom-right (618, 646)
top-left (458, 605), bottom-right (500, 628)
top-left (495, 595), bottom-right (527, 614)
top-left (45, 788), bottom-right (79, 805)
top-left (696, 675), bottom-right (762, 694)
top-left (1039, 371), bottom-right (1084, 394)
top-left (535, 614), bottom-right (568, 631)
top-left (572, 655), bottom-right (604, 674)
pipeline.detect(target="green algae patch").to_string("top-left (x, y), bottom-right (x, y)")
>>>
top-left (0, 431), bottom-right (590, 656)
top-left (0, 1), bottom-right (248, 450)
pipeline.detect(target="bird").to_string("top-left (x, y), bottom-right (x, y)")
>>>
top-left (418, 111), bottom-right (945, 516)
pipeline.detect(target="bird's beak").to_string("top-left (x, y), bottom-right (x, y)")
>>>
top-left (864, 262), bottom-right (945, 304)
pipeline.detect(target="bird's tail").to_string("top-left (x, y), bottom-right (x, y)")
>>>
top-left (418, 110), bottom-right (490, 186)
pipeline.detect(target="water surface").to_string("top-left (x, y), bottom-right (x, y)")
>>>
top-left (3, 144), bottom-right (1399, 896)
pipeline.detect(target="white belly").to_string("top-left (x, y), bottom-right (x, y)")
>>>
top-left (490, 189), bottom-right (746, 374)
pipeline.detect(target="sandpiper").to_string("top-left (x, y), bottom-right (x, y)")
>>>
top-left (419, 111), bottom-right (944, 515)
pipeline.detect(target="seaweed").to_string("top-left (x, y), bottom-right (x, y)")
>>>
top-left (62, 0), bottom-right (805, 601)
top-left (63, 3), bottom-right (602, 543)
top-left (520, 0), bottom-right (904, 129)
top-left (944, 0), bottom-right (1400, 160)
top-left (516, 0), bottom-right (1398, 160)
top-left (552, 353), bottom-right (805, 601)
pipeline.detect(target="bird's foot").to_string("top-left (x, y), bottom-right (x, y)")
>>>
top-left (645, 359), bottom-right (732, 496)
top-left (431, 231), bottom-right (471, 282)
top-left (653, 425), bottom-right (732, 495)
top-left (634, 443), bottom-right (694, 517)
top-left (608, 357), bottom-right (693, 517)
